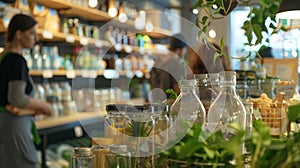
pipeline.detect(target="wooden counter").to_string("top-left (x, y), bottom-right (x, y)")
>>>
top-left (35, 111), bottom-right (104, 130)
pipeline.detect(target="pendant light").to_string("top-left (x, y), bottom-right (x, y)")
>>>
top-left (277, 0), bottom-right (300, 19)
top-left (108, 0), bottom-right (118, 17)
top-left (118, 3), bottom-right (128, 23)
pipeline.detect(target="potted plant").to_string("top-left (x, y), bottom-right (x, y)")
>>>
top-left (194, 0), bottom-right (283, 61)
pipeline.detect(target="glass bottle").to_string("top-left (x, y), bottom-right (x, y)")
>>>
top-left (207, 71), bottom-right (246, 140)
top-left (209, 73), bottom-right (220, 94)
top-left (72, 147), bottom-right (95, 168)
top-left (32, 45), bottom-right (42, 70)
top-left (22, 49), bottom-right (32, 69)
top-left (194, 74), bottom-right (218, 121)
top-left (170, 79), bottom-right (206, 125)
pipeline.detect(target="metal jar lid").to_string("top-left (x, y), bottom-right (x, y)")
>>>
top-left (74, 147), bottom-right (93, 155)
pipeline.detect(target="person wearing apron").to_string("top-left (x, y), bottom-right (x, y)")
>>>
top-left (0, 14), bottom-right (52, 168)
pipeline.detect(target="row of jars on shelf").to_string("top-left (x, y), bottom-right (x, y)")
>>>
top-left (23, 45), bottom-right (73, 70)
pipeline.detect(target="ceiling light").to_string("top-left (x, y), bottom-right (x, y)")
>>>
top-left (277, 0), bottom-right (300, 19)
top-left (192, 8), bottom-right (199, 15)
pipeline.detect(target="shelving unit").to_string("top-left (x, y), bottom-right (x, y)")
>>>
top-left (36, 112), bottom-right (104, 168)
top-left (28, 0), bottom-right (111, 21)
top-left (28, 0), bottom-right (172, 38)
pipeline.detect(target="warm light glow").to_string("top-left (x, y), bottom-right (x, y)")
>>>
top-left (145, 20), bottom-right (153, 32)
top-left (88, 0), bottom-right (98, 8)
top-left (192, 9), bottom-right (199, 15)
top-left (118, 4), bottom-right (128, 22)
top-left (277, 10), bottom-right (300, 19)
top-left (119, 13), bottom-right (128, 22)
top-left (108, 0), bottom-right (118, 17)
top-left (209, 29), bottom-right (217, 39)
top-left (212, 4), bottom-right (218, 10)
top-left (108, 7), bottom-right (118, 17)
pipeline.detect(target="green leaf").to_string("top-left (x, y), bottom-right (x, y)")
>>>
top-left (220, 37), bottom-right (225, 47)
top-left (252, 24), bottom-right (263, 45)
top-left (213, 52), bottom-right (220, 63)
top-left (165, 89), bottom-right (178, 99)
top-left (202, 16), bottom-right (208, 24)
top-left (245, 27), bottom-right (253, 44)
top-left (288, 104), bottom-right (300, 123)
top-left (203, 146), bottom-right (215, 159)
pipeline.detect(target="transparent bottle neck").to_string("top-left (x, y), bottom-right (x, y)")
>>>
top-left (220, 83), bottom-right (237, 95)
top-left (180, 86), bottom-right (197, 93)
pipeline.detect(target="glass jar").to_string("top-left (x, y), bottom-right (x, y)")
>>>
top-left (105, 104), bottom-right (129, 145)
top-left (194, 74), bottom-right (218, 121)
top-left (124, 104), bottom-right (163, 167)
top-left (105, 145), bottom-right (131, 168)
top-left (92, 137), bottom-right (113, 168)
top-left (236, 78), bottom-right (249, 100)
top-left (72, 147), bottom-right (95, 168)
top-left (207, 71), bottom-right (246, 140)
top-left (261, 77), bottom-right (275, 98)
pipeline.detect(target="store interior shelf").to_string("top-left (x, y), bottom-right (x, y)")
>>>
top-left (28, 0), bottom-right (172, 38)
top-left (29, 69), bottom-right (145, 78)
top-left (36, 29), bottom-right (111, 47)
top-left (28, 0), bottom-right (111, 21)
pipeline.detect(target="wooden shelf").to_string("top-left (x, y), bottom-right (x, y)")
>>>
top-left (35, 111), bottom-right (102, 130)
top-left (28, 0), bottom-right (171, 38)
top-left (28, 0), bottom-right (111, 21)
top-left (36, 29), bottom-right (111, 47)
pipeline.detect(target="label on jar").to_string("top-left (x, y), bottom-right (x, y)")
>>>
top-left (276, 83), bottom-right (295, 100)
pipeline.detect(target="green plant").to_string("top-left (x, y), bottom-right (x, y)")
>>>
top-left (194, 0), bottom-right (282, 60)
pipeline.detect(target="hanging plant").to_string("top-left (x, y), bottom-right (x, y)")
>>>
top-left (194, 0), bottom-right (283, 60)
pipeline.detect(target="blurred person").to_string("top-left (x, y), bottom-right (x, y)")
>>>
top-left (190, 43), bottom-right (231, 74)
top-left (0, 14), bottom-right (52, 168)
top-left (149, 33), bottom-right (191, 102)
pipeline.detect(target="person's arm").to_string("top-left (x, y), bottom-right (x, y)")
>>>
top-left (7, 80), bottom-right (51, 116)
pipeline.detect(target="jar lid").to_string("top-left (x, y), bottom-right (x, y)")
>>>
top-left (125, 104), bottom-right (163, 113)
top-left (106, 104), bottom-right (127, 113)
top-left (92, 137), bottom-right (113, 145)
top-left (74, 147), bottom-right (93, 155)
top-left (109, 144), bottom-right (127, 152)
